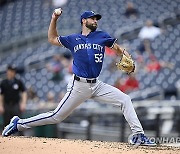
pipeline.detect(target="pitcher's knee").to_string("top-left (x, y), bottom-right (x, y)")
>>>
top-left (116, 94), bottom-right (132, 106)
top-left (119, 95), bottom-right (132, 111)
top-left (125, 95), bottom-right (131, 102)
top-left (51, 113), bottom-right (67, 124)
top-left (51, 116), bottom-right (63, 123)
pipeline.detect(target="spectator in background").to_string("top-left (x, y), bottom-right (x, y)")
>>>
top-left (27, 86), bottom-right (39, 104)
top-left (123, 74), bottom-right (139, 92)
top-left (146, 56), bottom-right (161, 72)
top-left (125, 2), bottom-right (138, 19)
top-left (138, 20), bottom-right (161, 40)
top-left (114, 74), bottom-right (139, 93)
top-left (0, 65), bottom-right (27, 129)
top-left (46, 54), bottom-right (64, 82)
top-left (135, 39), bottom-right (152, 72)
top-left (137, 39), bottom-right (152, 54)
top-left (145, 55), bottom-right (174, 72)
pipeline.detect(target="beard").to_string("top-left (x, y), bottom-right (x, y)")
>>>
top-left (85, 21), bottom-right (97, 32)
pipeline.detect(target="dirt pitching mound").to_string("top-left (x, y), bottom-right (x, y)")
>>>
top-left (0, 136), bottom-right (179, 154)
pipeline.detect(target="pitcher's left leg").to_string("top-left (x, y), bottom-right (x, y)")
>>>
top-left (92, 81), bottom-right (144, 134)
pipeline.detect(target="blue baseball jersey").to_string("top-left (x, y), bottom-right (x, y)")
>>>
top-left (58, 31), bottom-right (116, 78)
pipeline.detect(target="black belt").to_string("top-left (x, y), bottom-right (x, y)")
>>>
top-left (74, 75), bottom-right (96, 83)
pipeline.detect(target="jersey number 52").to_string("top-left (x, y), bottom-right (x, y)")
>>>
top-left (94, 53), bottom-right (103, 63)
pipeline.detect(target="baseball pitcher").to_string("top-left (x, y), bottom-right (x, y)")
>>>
top-left (2, 9), bottom-right (155, 146)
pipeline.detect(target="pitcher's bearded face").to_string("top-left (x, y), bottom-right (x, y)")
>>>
top-left (85, 17), bottom-right (98, 31)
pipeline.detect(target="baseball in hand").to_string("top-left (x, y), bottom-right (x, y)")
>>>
top-left (54, 8), bottom-right (62, 16)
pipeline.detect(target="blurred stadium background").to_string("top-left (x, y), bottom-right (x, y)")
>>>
top-left (0, 0), bottom-right (180, 145)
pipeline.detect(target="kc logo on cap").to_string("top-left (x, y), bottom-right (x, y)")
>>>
top-left (80, 11), bottom-right (101, 23)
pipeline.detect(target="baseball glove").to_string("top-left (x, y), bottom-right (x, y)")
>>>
top-left (116, 53), bottom-right (135, 74)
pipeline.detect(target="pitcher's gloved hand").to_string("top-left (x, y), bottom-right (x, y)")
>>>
top-left (116, 53), bottom-right (135, 74)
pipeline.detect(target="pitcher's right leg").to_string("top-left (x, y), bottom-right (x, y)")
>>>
top-left (16, 78), bottom-right (92, 131)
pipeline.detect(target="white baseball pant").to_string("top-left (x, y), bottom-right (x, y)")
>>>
top-left (17, 75), bottom-right (144, 134)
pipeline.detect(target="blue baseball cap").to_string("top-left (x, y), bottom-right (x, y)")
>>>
top-left (80, 11), bottom-right (101, 23)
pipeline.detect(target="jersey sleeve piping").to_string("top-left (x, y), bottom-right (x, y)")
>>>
top-left (57, 36), bottom-right (66, 48)
top-left (110, 39), bottom-right (117, 49)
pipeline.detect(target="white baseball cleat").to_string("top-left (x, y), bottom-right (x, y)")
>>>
top-left (2, 116), bottom-right (20, 137)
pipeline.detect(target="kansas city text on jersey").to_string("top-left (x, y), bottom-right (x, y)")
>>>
top-left (74, 43), bottom-right (103, 53)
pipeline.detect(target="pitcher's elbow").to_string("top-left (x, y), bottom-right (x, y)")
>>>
top-left (48, 37), bottom-right (53, 43)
